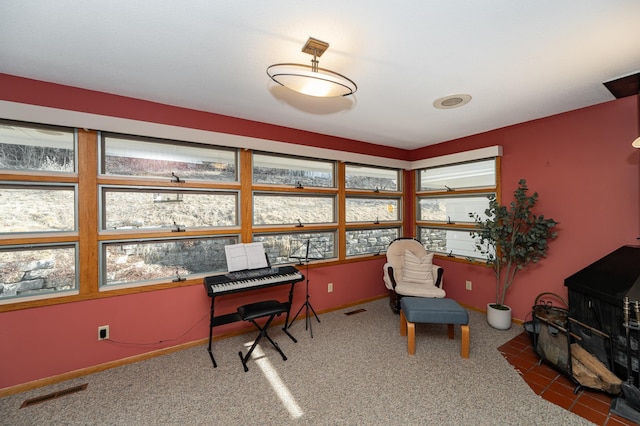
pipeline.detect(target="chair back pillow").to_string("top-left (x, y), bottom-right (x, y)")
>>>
top-left (402, 249), bottom-right (435, 286)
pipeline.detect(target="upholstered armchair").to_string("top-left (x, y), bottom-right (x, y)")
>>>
top-left (382, 238), bottom-right (445, 313)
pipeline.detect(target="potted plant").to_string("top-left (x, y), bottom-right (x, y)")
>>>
top-left (469, 179), bottom-right (558, 329)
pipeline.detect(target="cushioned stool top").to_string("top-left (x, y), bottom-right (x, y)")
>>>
top-left (401, 297), bottom-right (468, 325)
top-left (237, 300), bottom-right (287, 321)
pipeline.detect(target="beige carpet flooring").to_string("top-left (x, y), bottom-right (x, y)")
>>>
top-left (1, 298), bottom-right (593, 425)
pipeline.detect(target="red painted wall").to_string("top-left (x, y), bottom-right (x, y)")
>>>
top-left (0, 73), bottom-right (395, 391)
top-left (416, 97), bottom-right (640, 322)
top-left (0, 73), bottom-right (408, 161)
top-left (0, 72), bottom-right (638, 391)
top-left (0, 259), bottom-right (387, 389)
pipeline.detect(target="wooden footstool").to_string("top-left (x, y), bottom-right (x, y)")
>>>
top-left (399, 297), bottom-right (470, 358)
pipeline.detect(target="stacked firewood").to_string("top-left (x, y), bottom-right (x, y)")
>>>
top-left (571, 343), bottom-right (622, 394)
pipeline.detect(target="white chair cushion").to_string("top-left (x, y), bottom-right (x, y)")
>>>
top-left (402, 249), bottom-right (435, 286)
top-left (395, 282), bottom-right (446, 298)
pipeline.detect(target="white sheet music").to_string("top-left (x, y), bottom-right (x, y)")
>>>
top-left (224, 242), bottom-right (269, 272)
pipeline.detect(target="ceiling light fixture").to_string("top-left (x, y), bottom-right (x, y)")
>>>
top-left (267, 37), bottom-right (357, 98)
top-left (433, 94), bottom-right (472, 109)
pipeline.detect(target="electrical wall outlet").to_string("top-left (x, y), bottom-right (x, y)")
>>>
top-left (98, 325), bottom-right (109, 341)
top-left (328, 282), bottom-right (333, 293)
top-left (465, 280), bottom-right (472, 291)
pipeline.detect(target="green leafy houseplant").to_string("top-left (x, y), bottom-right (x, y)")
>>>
top-left (469, 179), bottom-right (559, 309)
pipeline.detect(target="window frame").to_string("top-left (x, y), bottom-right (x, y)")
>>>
top-left (0, 119), bottom-right (80, 305)
top-left (250, 152), bottom-right (340, 264)
top-left (344, 163), bottom-right (403, 258)
top-left (415, 156), bottom-right (500, 261)
top-left (95, 132), bottom-right (242, 289)
top-left (0, 119), bottom-right (404, 309)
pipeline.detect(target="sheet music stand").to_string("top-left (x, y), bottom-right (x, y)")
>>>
top-left (287, 238), bottom-right (326, 337)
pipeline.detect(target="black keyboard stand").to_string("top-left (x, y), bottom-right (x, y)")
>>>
top-left (204, 268), bottom-right (302, 368)
top-left (287, 261), bottom-right (320, 338)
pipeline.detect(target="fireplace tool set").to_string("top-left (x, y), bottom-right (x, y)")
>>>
top-left (610, 297), bottom-right (640, 423)
top-left (524, 293), bottom-right (573, 379)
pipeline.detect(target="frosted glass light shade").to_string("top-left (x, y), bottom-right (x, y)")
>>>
top-left (267, 63), bottom-right (357, 97)
top-left (633, 136), bottom-right (640, 148)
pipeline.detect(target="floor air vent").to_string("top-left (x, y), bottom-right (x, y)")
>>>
top-left (344, 308), bottom-right (366, 316)
top-left (21, 383), bottom-right (88, 408)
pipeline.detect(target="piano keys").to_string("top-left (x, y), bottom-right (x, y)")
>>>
top-left (203, 265), bottom-right (304, 368)
top-left (204, 265), bottom-right (303, 296)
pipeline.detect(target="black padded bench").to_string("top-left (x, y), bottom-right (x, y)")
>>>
top-left (237, 300), bottom-right (289, 372)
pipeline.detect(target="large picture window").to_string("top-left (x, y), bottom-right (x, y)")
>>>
top-left (1, 118), bottom-right (402, 306)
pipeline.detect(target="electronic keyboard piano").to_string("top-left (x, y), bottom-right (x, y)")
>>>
top-left (203, 265), bottom-right (304, 368)
top-left (204, 265), bottom-right (303, 296)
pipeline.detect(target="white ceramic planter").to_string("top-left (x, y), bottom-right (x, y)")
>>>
top-left (486, 303), bottom-right (512, 330)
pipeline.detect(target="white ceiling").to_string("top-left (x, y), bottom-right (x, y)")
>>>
top-left (1, 1), bottom-right (639, 150)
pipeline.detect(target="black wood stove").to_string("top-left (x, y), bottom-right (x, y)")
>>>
top-left (564, 245), bottom-right (640, 384)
